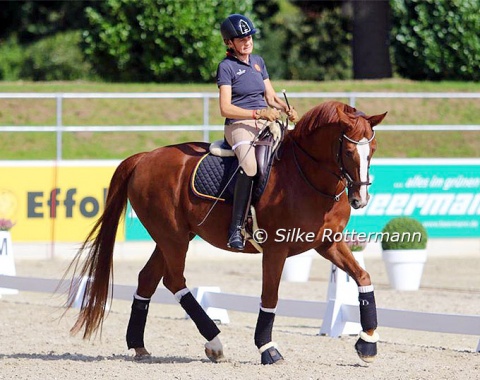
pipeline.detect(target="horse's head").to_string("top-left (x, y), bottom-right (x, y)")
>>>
top-left (336, 105), bottom-right (387, 209)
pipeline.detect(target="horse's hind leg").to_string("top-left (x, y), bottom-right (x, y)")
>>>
top-left (159, 237), bottom-right (225, 363)
top-left (126, 245), bottom-right (165, 360)
top-left (316, 244), bottom-right (379, 363)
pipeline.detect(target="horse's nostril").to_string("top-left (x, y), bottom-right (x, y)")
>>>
top-left (350, 198), bottom-right (362, 209)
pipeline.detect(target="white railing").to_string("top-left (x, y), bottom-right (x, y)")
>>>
top-left (1, 92), bottom-right (479, 160)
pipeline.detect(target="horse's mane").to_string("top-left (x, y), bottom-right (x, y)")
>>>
top-left (289, 101), bottom-right (357, 138)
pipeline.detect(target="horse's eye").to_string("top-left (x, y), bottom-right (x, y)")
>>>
top-left (345, 150), bottom-right (354, 158)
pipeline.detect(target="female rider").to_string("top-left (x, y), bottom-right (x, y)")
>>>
top-left (216, 14), bottom-right (299, 250)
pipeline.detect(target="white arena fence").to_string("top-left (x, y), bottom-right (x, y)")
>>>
top-left (0, 91), bottom-right (479, 160)
top-left (0, 273), bottom-right (479, 352)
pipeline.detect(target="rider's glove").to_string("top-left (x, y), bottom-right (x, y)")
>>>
top-left (255, 108), bottom-right (281, 122)
top-left (286, 107), bottom-right (300, 123)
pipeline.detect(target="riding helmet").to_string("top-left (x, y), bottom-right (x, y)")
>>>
top-left (220, 14), bottom-right (257, 41)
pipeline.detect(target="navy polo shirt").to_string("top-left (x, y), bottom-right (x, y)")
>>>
top-left (216, 53), bottom-right (269, 124)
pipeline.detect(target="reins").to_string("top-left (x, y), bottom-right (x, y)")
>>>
top-left (292, 140), bottom-right (347, 202)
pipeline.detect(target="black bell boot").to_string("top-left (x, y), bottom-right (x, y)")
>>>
top-left (227, 169), bottom-right (254, 250)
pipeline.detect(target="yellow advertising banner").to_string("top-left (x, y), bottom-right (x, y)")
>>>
top-left (0, 161), bottom-right (124, 242)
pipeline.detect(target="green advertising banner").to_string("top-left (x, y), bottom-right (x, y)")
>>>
top-left (125, 159), bottom-right (480, 240)
top-left (347, 159), bottom-right (480, 238)
top-left (125, 203), bottom-right (151, 241)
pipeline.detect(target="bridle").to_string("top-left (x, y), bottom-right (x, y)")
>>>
top-left (338, 130), bottom-right (376, 188)
top-left (292, 129), bottom-right (376, 202)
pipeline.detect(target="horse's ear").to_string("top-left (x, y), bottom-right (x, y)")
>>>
top-left (336, 105), bottom-right (353, 127)
top-left (367, 112), bottom-right (388, 127)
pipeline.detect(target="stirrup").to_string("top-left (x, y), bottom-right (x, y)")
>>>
top-left (227, 228), bottom-right (245, 250)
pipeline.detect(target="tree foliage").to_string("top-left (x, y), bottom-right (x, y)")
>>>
top-left (391, 0), bottom-right (480, 81)
top-left (284, 5), bottom-right (351, 80)
top-left (0, 1), bottom-right (101, 43)
top-left (20, 32), bottom-right (94, 81)
top-left (0, 1), bottom-right (101, 81)
top-left (81, 0), bottom-right (252, 82)
top-left (2, 0), bottom-right (478, 82)
top-left (256, 0), bottom-right (351, 80)
top-left (0, 36), bottom-right (24, 80)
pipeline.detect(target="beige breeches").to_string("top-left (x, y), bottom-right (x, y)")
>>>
top-left (224, 120), bottom-right (260, 177)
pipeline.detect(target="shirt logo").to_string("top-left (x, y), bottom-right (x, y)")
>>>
top-left (236, 69), bottom-right (246, 76)
top-left (254, 64), bottom-right (261, 72)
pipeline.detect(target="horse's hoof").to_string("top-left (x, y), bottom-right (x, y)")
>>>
top-left (260, 346), bottom-right (284, 365)
top-left (133, 347), bottom-right (152, 362)
top-left (355, 331), bottom-right (379, 363)
top-left (205, 336), bottom-right (226, 363)
top-left (205, 347), bottom-right (226, 363)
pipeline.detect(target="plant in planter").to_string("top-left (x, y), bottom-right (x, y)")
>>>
top-left (381, 217), bottom-right (427, 251)
top-left (381, 217), bottom-right (428, 291)
top-left (345, 232), bottom-right (367, 252)
top-left (0, 218), bottom-right (15, 231)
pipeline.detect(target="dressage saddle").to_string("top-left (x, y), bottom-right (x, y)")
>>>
top-left (190, 121), bottom-right (284, 205)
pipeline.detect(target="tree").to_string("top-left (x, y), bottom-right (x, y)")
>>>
top-left (391, 0), bottom-right (480, 81)
top-left (285, 5), bottom-right (352, 80)
top-left (256, 0), bottom-right (352, 80)
top-left (82, 0), bottom-right (252, 82)
top-left (0, 1), bottom-right (101, 81)
top-left (0, 1), bottom-right (102, 44)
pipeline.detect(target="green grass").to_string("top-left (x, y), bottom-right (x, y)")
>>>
top-left (0, 79), bottom-right (479, 159)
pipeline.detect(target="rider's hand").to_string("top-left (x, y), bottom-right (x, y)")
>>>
top-left (256, 108), bottom-right (281, 122)
top-left (286, 107), bottom-right (300, 123)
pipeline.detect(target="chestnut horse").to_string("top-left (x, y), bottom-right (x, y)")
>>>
top-left (66, 101), bottom-right (386, 365)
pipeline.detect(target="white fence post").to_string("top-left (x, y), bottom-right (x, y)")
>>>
top-left (319, 252), bottom-right (365, 336)
top-left (191, 286), bottom-right (230, 324)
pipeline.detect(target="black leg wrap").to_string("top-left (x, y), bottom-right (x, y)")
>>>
top-left (261, 346), bottom-right (284, 365)
top-left (254, 309), bottom-right (275, 348)
top-left (180, 292), bottom-right (220, 341)
top-left (358, 291), bottom-right (378, 331)
top-left (126, 297), bottom-right (150, 349)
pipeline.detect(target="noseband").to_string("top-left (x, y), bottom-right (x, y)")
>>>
top-left (292, 130), bottom-right (375, 202)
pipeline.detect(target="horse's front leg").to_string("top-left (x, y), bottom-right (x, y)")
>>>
top-left (255, 250), bottom-right (286, 365)
top-left (316, 242), bottom-right (379, 363)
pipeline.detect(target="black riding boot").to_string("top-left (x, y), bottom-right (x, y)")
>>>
top-left (227, 169), bottom-right (254, 250)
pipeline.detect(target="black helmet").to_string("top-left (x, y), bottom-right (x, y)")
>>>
top-left (220, 14), bottom-right (257, 41)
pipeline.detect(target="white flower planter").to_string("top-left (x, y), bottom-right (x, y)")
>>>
top-left (281, 250), bottom-right (316, 282)
top-left (0, 231), bottom-right (18, 295)
top-left (382, 249), bottom-right (427, 291)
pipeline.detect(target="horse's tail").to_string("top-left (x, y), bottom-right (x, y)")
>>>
top-left (65, 152), bottom-right (145, 339)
